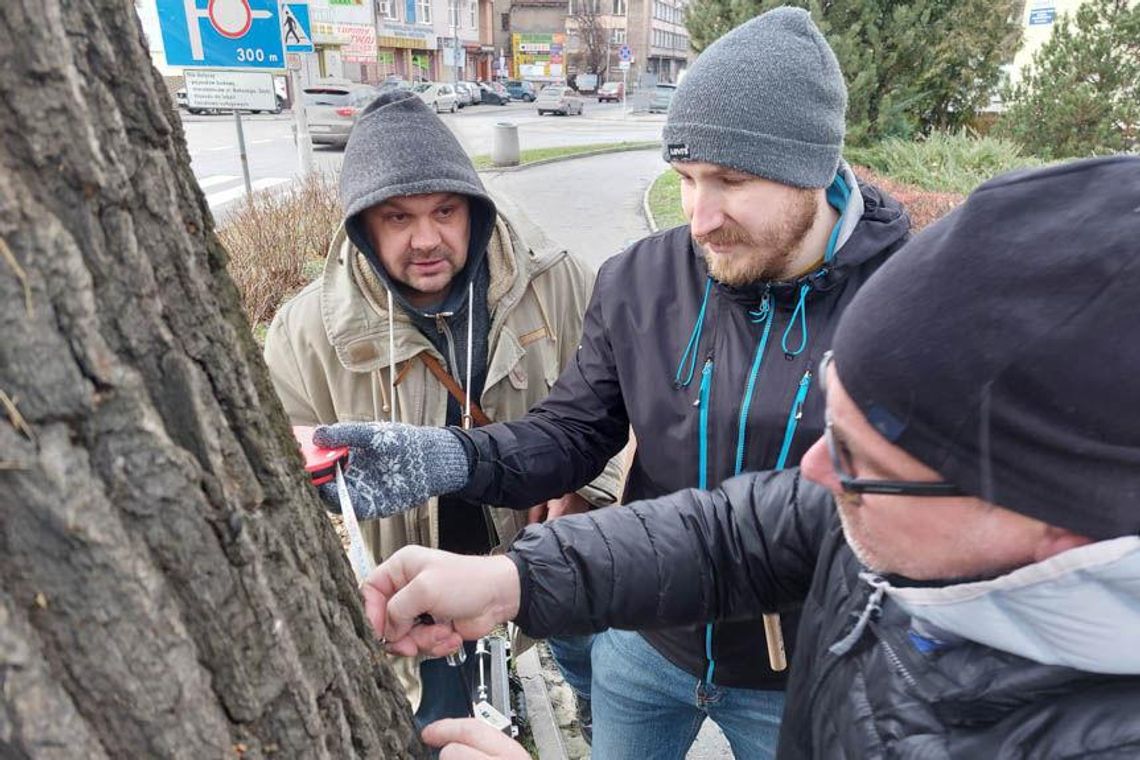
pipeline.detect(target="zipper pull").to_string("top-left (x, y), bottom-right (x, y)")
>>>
top-left (693, 357), bottom-right (713, 407)
top-left (793, 369), bottom-right (812, 420)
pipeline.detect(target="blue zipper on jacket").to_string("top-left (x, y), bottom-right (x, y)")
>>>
top-left (775, 370), bottom-right (814, 469)
top-left (696, 357), bottom-right (716, 684)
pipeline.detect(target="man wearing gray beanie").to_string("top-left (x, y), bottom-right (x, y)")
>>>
top-left (263, 90), bottom-right (623, 730)
top-left (314, 8), bottom-right (908, 755)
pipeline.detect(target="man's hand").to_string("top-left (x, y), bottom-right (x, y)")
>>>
top-left (361, 545), bottom-right (521, 657)
top-left (526, 492), bottom-right (591, 524)
top-left (422, 719), bottom-right (530, 759)
top-left (312, 422), bottom-right (470, 519)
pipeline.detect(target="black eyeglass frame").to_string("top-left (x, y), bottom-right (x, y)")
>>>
top-left (819, 351), bottom-right (964, 497)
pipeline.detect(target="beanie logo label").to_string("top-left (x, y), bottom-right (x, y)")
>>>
top-left (667, 143), bottom-right (691, 159)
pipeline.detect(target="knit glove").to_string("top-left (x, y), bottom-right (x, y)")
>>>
top-left (313, 422), bottom-right (471, 520)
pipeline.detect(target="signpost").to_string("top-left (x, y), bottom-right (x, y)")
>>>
top-left (282, 2), bottom-right (315, 174)
top-left (618, 44), bottom-right (634, 114)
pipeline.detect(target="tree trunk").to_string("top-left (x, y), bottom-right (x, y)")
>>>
top-left (0, 3), bottom-right (424, 757)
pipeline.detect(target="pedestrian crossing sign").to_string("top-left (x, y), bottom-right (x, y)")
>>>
top-left (283, 3), bottom-right (314, 53)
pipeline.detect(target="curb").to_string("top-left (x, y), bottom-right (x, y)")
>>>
top-left (478, 143), bottom-right (659, 174)
top-left (516, 647), bottom-right (569, 760)
top-left (643, 169), bottom-right (663, 233)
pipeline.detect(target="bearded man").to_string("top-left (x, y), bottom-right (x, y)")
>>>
top-left (312, 8), bottom-right (910, 757)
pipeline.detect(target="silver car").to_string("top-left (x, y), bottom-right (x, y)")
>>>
top-left (304, 81), bottom-right (380, 148)
top-left (536, 86), bottom-right (584, 116)
top-left (648, 83), bottom-right (677, 114)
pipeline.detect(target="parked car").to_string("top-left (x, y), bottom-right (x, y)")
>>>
top-left (453, 82), bottom-right (474, 107)
top-left (413, 82), bottom-right (459, 113)
top-left (477, 82), bottom-right (510, 106)
top-left (535, 86), bottom-right (584, 116)
top-left (649, 83), bottom-right (677, 114)
top-left (303, 80), bottom-right (380, 148)
top-left (596, 81), bottom-right (624, 102)
top-left (379, 76), bottom-right (411, 94)
top-left (505, 80), bottom-right (536, 102)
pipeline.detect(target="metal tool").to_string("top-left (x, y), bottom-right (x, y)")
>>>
top-left (293, 425), bottom-right (466, 667)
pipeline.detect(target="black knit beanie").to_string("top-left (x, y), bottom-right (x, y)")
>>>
top-left (832, 155), bottom-right (1140, 541)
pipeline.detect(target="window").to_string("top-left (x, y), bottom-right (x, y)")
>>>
top-left (378, 0), bottom-right (397, 19)
top-left (501, 11), bottom-right (510, 30)
top-left (417, 0), bottom-right (431, 24)
top-left (610, 27), bottom-right (626, 44)
top-left (611, 0), bottom-right (625, 13)
top-left (469, 0), bottom-right (477, 27)
top-left (449, 0), bottom-right (460, 28)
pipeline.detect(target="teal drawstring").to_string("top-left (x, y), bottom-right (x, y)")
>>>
top-left (674, 277), bottom-right (714, 388)
top-left (780, 284), bottom-right (811, 358)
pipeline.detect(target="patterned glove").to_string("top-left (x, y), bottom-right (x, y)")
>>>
top-left (313, 422), bottom-right (471, 520)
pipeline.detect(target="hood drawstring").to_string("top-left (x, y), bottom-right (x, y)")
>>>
top-left (463, 281), bottom-right (474, 430)
top-left (829, 573), bottom-right (890, 656)
top-left (780, 284), bottom-right (812, 359)
top-left (387, 290), bottom-right (398, 423)
top-left (674, 276), bottom-right (714, 389)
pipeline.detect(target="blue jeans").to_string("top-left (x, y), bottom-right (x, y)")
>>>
top-left (547, 634), bottom-right (594, 699)
top-left (413, 640), bottom-right (478, 729)
top-left (591, 628), bottom-right (784, 759)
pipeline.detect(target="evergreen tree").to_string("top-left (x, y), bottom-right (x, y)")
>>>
top-left (684, 0), bottom-right (1021, 144)
top-left (998, 0), bottom-right (1140, 160)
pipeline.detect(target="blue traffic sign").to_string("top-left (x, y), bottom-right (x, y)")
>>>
top-left (283, 3), bottom-right (314, 53)
top-left (618, 44), bottom-right (632, 62)
top-left (157, 0), bottom-right (285, 70)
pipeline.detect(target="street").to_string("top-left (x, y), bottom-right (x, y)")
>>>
top-left (181, 100), bottom-right (665, 217)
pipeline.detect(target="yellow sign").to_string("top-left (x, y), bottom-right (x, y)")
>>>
top-left (378, 35), bottom-right (430, 49)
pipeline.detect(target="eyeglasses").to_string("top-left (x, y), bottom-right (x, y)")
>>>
top-left (819, 351), bottom-right (964, 497)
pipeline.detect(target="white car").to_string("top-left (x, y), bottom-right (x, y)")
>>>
top-left (535, 86), bottom-right (584, 116)
top-left (414, 82), bottom-right (459, 114)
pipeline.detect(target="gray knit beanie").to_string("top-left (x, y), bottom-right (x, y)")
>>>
top-left (339, 90), bottom-right (496, 314)
top-left (662, 7), bottom-right (847, 189)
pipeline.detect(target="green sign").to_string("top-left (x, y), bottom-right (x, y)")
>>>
top-left (412, 54), bottom-right (429, 69)
top-left (379, 51), bottom-right (395, 64)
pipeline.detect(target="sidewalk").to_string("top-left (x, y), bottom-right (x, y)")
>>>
top-left (482, 148), bottom-right (667, 272)
top-left (486, 150), bottom-right (735, 759)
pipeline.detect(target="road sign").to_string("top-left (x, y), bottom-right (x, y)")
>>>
top-left (619, 61), bottom-right (631, 71)
top-left (157, 0), bottom-right (285, 70)
top-left (282, 3), bottom-right (314, 53)
top-left (618, 44), bottom-right (632, 62)
top-left (184, 69), bottom-right (277, 112)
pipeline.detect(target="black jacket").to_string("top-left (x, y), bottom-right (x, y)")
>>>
top-left (456, 177), bottom-right (910, 687)
top-left (506, 470), bottom-right (1140, 758)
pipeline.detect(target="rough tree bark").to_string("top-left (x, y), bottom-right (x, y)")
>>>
top-left (0, 3), bottom-right (424, 757)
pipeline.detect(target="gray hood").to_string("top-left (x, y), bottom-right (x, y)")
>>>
top-left (339, 90), bottom-right (496, 317)
top-left (883, 537), bottom-right (1140, 675)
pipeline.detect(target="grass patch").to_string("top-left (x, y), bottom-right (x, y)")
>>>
top-left (644, 132), bottom-right (1042, 232)
top-left (845, 131), bottom-right (1042, 196)
top-left (472, 141), bottom-right (658, 170)
top-left (218, 171), bottom-right (341, 333)
top-left (647, 169), bottom-right (686, 231)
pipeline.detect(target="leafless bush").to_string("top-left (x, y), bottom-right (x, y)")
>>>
top-left (218, 171), bottom-right (341, 328)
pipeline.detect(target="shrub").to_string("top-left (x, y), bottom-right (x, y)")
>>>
top-left (844, 131), bottom-right (1042, 196)
top-left (997, 0), bottom-right (1140, 160)
top-left (218, 171), bottom-right (341, 328)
